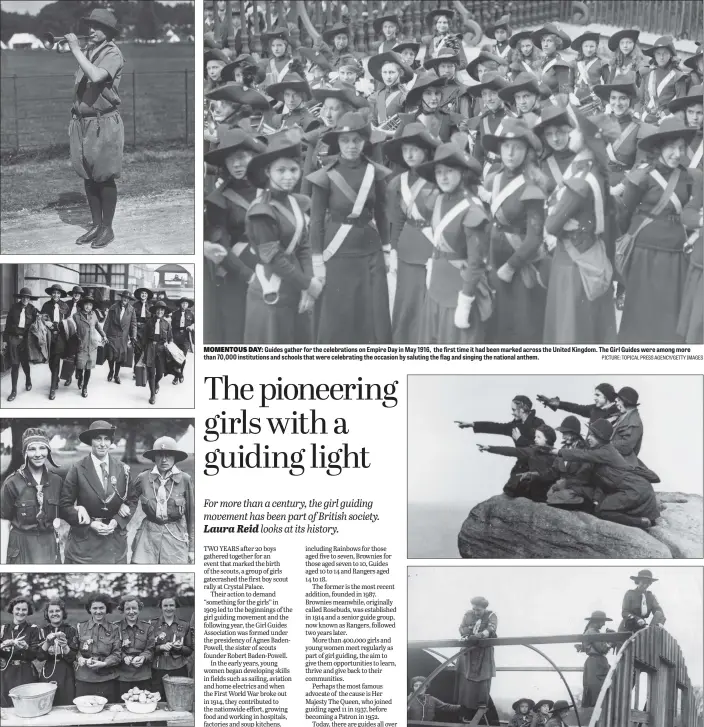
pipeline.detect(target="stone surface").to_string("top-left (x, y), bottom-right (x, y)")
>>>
top-left (455, 494), bottom-right (699, 559)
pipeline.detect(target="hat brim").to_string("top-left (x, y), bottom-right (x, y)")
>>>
top-left (684, 52), bottom-right (704, 70)
top-left (630, 575), bottom-right (658, 582)
top-left (373, 15), bottom-right (401, 34)
top-left (368, 53), bottom-right (414, 84)
top-left (416, 152), bottom-right (482, 183)
top-left (586, 422), bottom-right (612, 441)
top-left (178, 298), bottom-right (195, 307)
top-left (482, 128), bottom-right (541, 155)
top-left (512, 699), bottom-right (536, 712)
top-left (267, 80), bottom-right (312, 102)
top-left (81, 16), bottom-right (118, 35)
top-left (322, 27), bottom-right (349, 44)
top-left (134, 288), bottom-right (154, 300)
top-left (78, 428), bottom-right (115, 445)
top-left (246, 143), bottom-right (302, 188)
top-left (498, 79), bottom-right (543, 102)
top-left (406, 76), bottom-right (446, 106)
top-left (669, 94), bottom-right (704, 112)
top-left (643, 43), bottom-right (675, 58)
top-left (426, 8), bottom-right (455, 25)
top-left (555, 425), bottom-right (581, 434)
top-left (508, 31), bottom-right (533, 49)
top-left (592, 83), bottom-right (638, 102)
top-left (585, 616), bottom-right (613, 620)
top-left (311, 87), bottom-right (369, 109)
top-left (299, 48), bottom-right (333, 72)
top-left (424, 53), bottom-right (461, 71)
top-left (45, 287), bottom-right (68, 297)
top-left (534, 110), bottom-right (571, 134)
top-left (608, 29), bottom-right (640, 52)
top-left (142, 449), bottom-right (189, 463)
top-left (393, 42), bottom-right (421, 54)
top-left (383, 132), bottom-right (439, 167)
top-left (571, 32), bottom-right (600, 51)
top-left (486, 22), bottom-right (512, 40)
top-left (551, 705), bottom-right (574, 714)
top-left (637, 126), bottom-right (699, 152)
top-left (466, 76), bottom-right (509, 95)
top-left (14, 292), bottom-right (39, 300)
top-left (531, 27), bottom-right (571, 49)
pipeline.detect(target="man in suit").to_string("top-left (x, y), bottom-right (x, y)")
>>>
top-left (59, 420), bottom-right (136, 564)
top-left (619, 569), bottom-right (666, 633)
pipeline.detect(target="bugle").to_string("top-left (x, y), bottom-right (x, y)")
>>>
top-left (41, 32), bottom-right (89, 53)
top-left (374, 114), bottom-right (401, 132)
top-left (308, 103), bottom-right (323, 118)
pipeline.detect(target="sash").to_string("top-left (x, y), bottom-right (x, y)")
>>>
top-left (606, 121), bottom-right (638, 165)
top-left (322, 163), bottom-right (376, 261)
top-left (400, 173), bottom-right (428, 226)
top-left (482, 117), bottom-right (505, 177)
top-left (496, 43), bottom-right (511, 60)
top-left (647, 68), bottom-right (676, 109)
top-left (269, 57), bottom-right (292, 84)
top-left (379, 88), bottom-right (401, 122)
top-left (431, 196), bottom-right (470, 256)
top-left (221, 188), bottom-right (251, 210)
top-left (522, 60), bottom-right (534, 75)
top-left (490, 173), bottom-right (525, 218)
top-left (433, 34), bottom-right (449, 56)
top-left (649, 168), bottom-right (682, 213)
top-left (547, 156), bottom-right (564, 186)
top-left (688, 140), bottom-right (703, 170)
top-left (576, 58), bottom-right (598, 87)
top-left (541, 57), bottom-right (558, 80)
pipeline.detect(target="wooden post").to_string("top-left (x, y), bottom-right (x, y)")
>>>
top-left (288, 1), bottom-right (301, 50)
top-left (239, 0), bottom-right (250, 54)
top-left (225, 0), bottom-right (235, 50)
top-left (12, 75), bottom-right (19, 152)
top-left (251, 0), bottom-right (262, 56)
top-left (213, 0), bottom-right (221, 42)
top-left (184, 69), bottom-right (189, 144)
top-left (413, 0), bottom-right (422, 42)
top-left (132, 70), bottom-right (137, 145)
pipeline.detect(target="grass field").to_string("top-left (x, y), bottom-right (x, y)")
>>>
top-left (0, 43), bottom-right (195, 153)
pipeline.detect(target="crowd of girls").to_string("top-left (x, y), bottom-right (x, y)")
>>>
top-left (203, 7), bottom-right (703, 345)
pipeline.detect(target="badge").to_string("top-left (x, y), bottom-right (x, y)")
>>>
top-left (82, 639), bottom-right (93, 649)
top-left (110, 476), bottom-right (117, 485)
top-left (122, 638), bottom-right (131, 647)
top-left (157, 632), bottom-right (167, 641)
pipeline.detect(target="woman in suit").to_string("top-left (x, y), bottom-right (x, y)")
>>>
top-left (103, 290), bottom-right (136, 385)
top-left (171, 298), bottom-right (194, 385)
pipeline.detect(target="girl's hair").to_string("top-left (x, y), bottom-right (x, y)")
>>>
top-left (649, 51), bottom-right (681, 69)
top-left (43, 598), bottom-right (67, 623)
top-left (611, 43), bottom-right (645, 70)
top-left (84, 594), bottom-right (114, 614)
top-left (158, 594), bottom-right (181, 609)
top-left (117, 595), bottom-right (144, 613)
top-left (576, 42), bottom-right (603, 63)
top-left (511, 44), bottom-right (542, 69)
top-left (7, 596), bottom-right (33, 615)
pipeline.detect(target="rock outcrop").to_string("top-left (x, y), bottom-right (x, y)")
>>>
top-left (457, 492), bottom-right (703, 559)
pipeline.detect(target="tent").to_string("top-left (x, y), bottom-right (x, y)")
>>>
top-left (8, 33), bottom-right (44, 49)
top-left (177, 425), bottom-right (194, 454)
top-left (166, 29), bottom-right (181, 43)
top-left (0, 41), bottom-right (7, 50)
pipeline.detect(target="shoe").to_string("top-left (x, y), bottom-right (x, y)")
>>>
top-left (91, 225), bottom-right (115, 248)
top-left (81, 388), bottom-right (88, 398)
top-left (107, 371), bottom-right (113, 382)
top-left (149, 395), bottom-right (156, 405)
top-left (156, 384), bottom-right (160, 393)
top-left (179, 376), bottom-right (184, 383)
top-left (25, 379), bottom-right (32, 392)
top-left (7, 390), bottom-right (17, 402)
top-left (172, 377), bottom-right (179, 385)
top-left (64, 376), bottom-right (72, 387)
top-left (76, 224), bottom-right (101, 245)
top-left (114, 376), bottom-right (121, 385)
top-left (49, 389), bottom-right (56, 400)
top-left (77, 377), bottom-right (83, 389)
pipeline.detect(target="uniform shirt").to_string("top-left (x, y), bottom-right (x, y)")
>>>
top-left (74, 40), bottom-right (124, 114)
top-left (0, 622), bottom-right (41, 663)
top-left (152, 616), bottom-right (193, 671)
top-left (0, 464), bottom-right (61, 532)
top-left (387, 170), bottom-right (438, 264)
top-left (116, 619), bottom-right (155, 682)
top-left (75, 618), bottom-right (121, 682)
top-left (537, 53), bottom-right (572, 100)
top-left (570, 56), bottom-right (609, 102)
top-left (640, 64), bottom-right (686, 117)
top-left (370, 84), bottom-right (406, 125)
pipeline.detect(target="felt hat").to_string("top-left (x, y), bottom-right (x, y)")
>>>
top-left (70, 285), bottom-right (84, 295)
top-left (508, 30), bottom-right (533, 49)
top-left (150, 299), bottom-right (169, 312)
top-left (684, 45), bottom-right (703, 71)
top-left (14, 287), bottom-right (39, 300)
top-left (424, 47), bottom-right (462, 72)
top-left (206, 82), bottom-right (271, 111)
top-left (312, 81), bottom-right (369, 109)
top-left (299, 47), bottom-right (333, 72)
top-left (608, 28), bottom-right (640, 52)
top-left (587, 418), bottom-right (613, 443)
top-left (405, 69), bottom-right (446, 107)
top-left (555, 416), bottom-right (582, 436)
top-left (498, 72), bottom-right (545, 103)
top-left (45, 283), bottom-right (68, 297)
top-left (246, 127), bottom-right (303, 188)
top-left (595, 382), bottom-right (617, 401)
top-left (630, 569), bottom-right (658, 583)
top-left (393, 41), bottom-right (421, 56)
top-left (593, 80), bottom-right (638, 102)
top-left (513, 394), bottom-right (533, 409)
top-left (205, 48), bottom-right (229, 65)
top-left (76, 295), bottom-right (96, 309)
top-left (534, 700), bottom-right (555, 712)
top-left (426, 7), bottom-right (454, 26)
top-left (337, 55), bottom-right (364, 76)
top-left (177, 297), bottom-right (195, 307)
top-left (482, 117), bottom-right (541, 155)
top-left (466, 70), bottom-right (509, 95)
top-left (142, 436), bottom-right (189, 463)
top-left (616, 386), bottom-right (639, 407)
top-left (368, 51), bottom-right (414, 84)
top-left (571, 31), bottom-right (600, 52)
top-left (486, 15), bottom-right (512, 40)
top-left (585, 610), bottom-right (613, 622)
top-left (322, 22), bottom-right (350, 45)
top-left (22, 427), bottom-right (58, 468)
top-left (470, 596), bottom-right (489, 608)
top-left (466, 50), bottom-right (507, 82)
top-left (551, 700), bottom-right (573, 714)
top-left (220, 54), bottom-right (266, 84)
top-left (133, 287), bottom-right (154, 300)
top-left (637, 116), bottom-right (698, 152)
top-left (416, 142), bottom-right (482, 182)
top-left (643, 35), bottom-right (676, 58)
top-left (78, 420), bottom-right (116, 445)
top-left (383, 122), bottom-right (440, 167)
top-left (321, 112), bottom-right (371, 154)
top-left (669, 84), bottom-right (704, 113)
top-left (261, 25), bottom-right (289, 44)
top-left (116, 289), bottom-right (131, 299)
top-left (267, 72), bottom-right (313, 102)
top-left (536, 424), bottom-right (557, 446)
top-left (531, 23), bottom-right (571, 50)
top-left (81, 8), bottom-right (118, 35)
top-left (373, 13), bottom-right (401, 35)
top-left (571, 109), bottom-right (620, 168)
top-left (512, 698), bottom-right (536, 712)
top-left (533, 104), bottom-right (572, 134)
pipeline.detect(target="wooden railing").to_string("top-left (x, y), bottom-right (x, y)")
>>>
top-left (586, 0), bottom-right (704, 41)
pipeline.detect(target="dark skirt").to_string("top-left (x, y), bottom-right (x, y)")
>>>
top-left (677, 262), bottom-right (702, 343)
top-left (152, 666), bottom-right (188, 701)
top-left (142, 341), bottom-right (167, 370)
top-left (597, 482), bottom-right (660, 521)
top-left (456, 676), bottom-right (492, 710)
top-left (204, 263), bottom-right (248, 344)
top-left (392, 261), bottom-right (427, 344)
top-left (69, 112), bottom-right (124, 182)
top-left (75, 679), bottom-right (118, 702)
top-left (0, 660), bottom-right (37, 708)
top-left (317, 251), bottom-right (391, 344)
top-left (39, 658), bottom-right (75, 706)
top-left (173, 330), bottom-right (193, 354)
top-left (418, 295), bottom-right (485, 344)
top-left (489, 273), bottom-right (546, 343)
top-left (6, 335), bottom-right (28, 366)
top-left (244, 288), bottom-right (313, 344)
top-left (6, 527), bottom-right (60, 565)
top-left (582, 654), bottom-right (610, 708)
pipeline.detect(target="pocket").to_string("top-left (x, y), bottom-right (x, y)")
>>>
top-left (6, 546), bottom-right (20, 564)
top-left (16, 502), bottom-right (38, 527)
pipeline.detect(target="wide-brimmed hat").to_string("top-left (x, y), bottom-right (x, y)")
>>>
top-left (585, 610), bottom-right (613, 622)
top-left (322, 22), bottom-right (350, 45)
top-left (368, 51), bottom-right (414, 84)
top-left (69, 285), bottom-right (84, 295)
top-left (637, 117), bottom-right (698, 152)
top-left (393, 41), bottom-right (421, 56)
top-left (267, 72), bottom-right (312, 102)
top-left (416, 142), bottom-right (482, 182)
top-left (587, 418), bottom-right (613, 443)
top-left (373, 13), bottom-right (401, 34)
top-left (571, 110), bottom-right (620, 167)
top-left (533, 104), bottom-right (572, 134)
top-left (405, 69), bottom-right (446, 107)
top-left (299, 47), bottom-right (333, 72)
top-left (643, 35), bottom-right (676, 58)
top-left (205, 48), bottom-right (229, 65)
top-left (571, 31), bottom-right (600, 52)
top-left (466, 70), bottom-right (509, 95)
top-left (555, 415), bottom-right (582, 436)
top-left (337, 55), bottom-right (364, 76)
top-left (321, 112), bottom-right (371, 153)
top-left (498, 72), bottom-right (544, 103)
top-left (76, 295), bottom-right (96, 309)
top-left (246, 127), bottom-right (303, 188)
top-left (608, 28), bottom-right (640, 52)
top-left (312, 81), bottom-right (369, 109)
top-left (81, 8), bottom-right (118, 35)
top-left (424, 47), bottom-right (461, 72)
top-left (551, 700), bottom-right (573, 714)
top-left (220, 54), bottom-right (266, 84)
top-left (133, 287), bottom-right (154, 300)
top-left (593, 80), bottom-right (638, 102)
top-left (22, 427), bottom-right (58, 468)
top-left (426, 7), bottom-right (454, 26)
top-left (116, 289), bottom-right (131, 299)
top-left (151, 299), bottom-right (168, 312)
top-left (206, 82), bottom-right (271, 111)
top-left (631, 569), bottom-right (658, 583)
top-left (14, 287), bottom-right (39, 300)
top-left (142, 436), bottom-right (189, 463)
top-left (532, 23), bottom-right (571, 50)
top-left (508, 30), bottom-right (533, 49)
top-left (45, 283), bottom-right (68, 297)
top-left (470, 596), bottom-right (489, 608)
top-left (512, 698), bottom-right (535, 712)
top-left (669, 84), bottom-right (704, 113)
top-left (177, 297), bottom-right (194, 307)
top-left (261, 25), bottom-right (289, 44)
top-left (616, 386), bottom-right (639, 407)
top-left (684, 45), bottom-right (703, 71)
top-left (466, 50), bottom-right (508, 82)
top-left (482, 117), bottom-right (541, 155)
top-left (486, 15), bottom-right (512, 40)
top-left (79, 420), bottom-right (116, 446)
top-left (534, 700), bottom-right (554, 712)
top-left (383, 122), bottom-right (440, 167)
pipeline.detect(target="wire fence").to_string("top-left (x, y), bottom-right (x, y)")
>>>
top-left (0, 69), bottom-right (194, 153)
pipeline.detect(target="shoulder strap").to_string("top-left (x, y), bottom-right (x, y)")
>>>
top-left (432, 196), bottom-right (470, 252)
top-left (546, 156), bottom-right (563, 186)
top-left (649, 168), bottom-right (683, 213)
top-left (221, 188), bottom-right (251, 210)
top-left (491, 173), bottom-right (525, 217)
top-left (689, 140), bottom-right (703, 169)
top-left (607, 121), bottom-right (639, 162)
top-left (328, 164), bottom-right (375, 217)
top-left (269, 196), bottom-right (305, 255)
top-left (583, 171), bottom-right (605, 235)
top-left (400, 172), bottom-right (427, 221)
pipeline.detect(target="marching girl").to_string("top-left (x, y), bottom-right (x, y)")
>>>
top-left (543, 112), bottom-right (618, 343)
top-left (258, 26), bottom-right (294, 88)
top-left (319, 23), bottom-right (358, 69)
top-left (426, 47), bottom-right (472, 117)
top-left (38, 599), bottom-right (78, 706)
top-left (171, 298), bottom-right (194, 385)
top-left (367, 51), bottom-right (413, 136)
top-left (0, 597), bottom-right (41, 708)
top-left (1, 287), bottom-right (38, 403)
top-left (482, 119), bottom-right (548, 343)
top-left (104, 290), bottom-right (136, 386)
top-left (534, 106), bottom-right (576, 195)
top-left (416, 144), bottom-right (492, 344)
top-left (509, 30), bottom-right (541, 81)
top-left (569, 31), bottom-right (609, 112)
top-left (244, 129), bottom-right (320, 344)
top-left (684, 44), bottom-right (703, 89)
top-left (204, 128), bottom-right (266, 343)
top-left (373, 13), bottom-right (402, 55)
top-left (141, 300), bottom-right (173, 406)
top-left (204, 47), bottom-right (228, 93)
top-left (266, 64), bottom-right (316, 131)
top-left (531, 23), bottom-right (573, 106)
top-left (421, 7), bottom-right (456, 64)
top-left (677, 167), bottom-right (703, 343)
top-left (640, 36), bottom-right (687, 124)
top-left (498, 72), bottom-right (546, 128)
top-left (384, 123), bottom-right (440, 343)
top-left (307, 113), bottom-right (392, 344)
top-left (396, 70), bottom-right (461, 143)
top-left (41, 286), bottom-right (69, 401)
top-left (617, 118), bottom-right (697, 343)
top-left (74, 295), bottom-right (108, 399)
top-left (132, 287), bottom-right (152, 367)
top-left (485, 16), bottom-right (513, 65)
top-left (669, 85), bottom-right (704, 168)
top-left (607, 29), bottom-right (646, 84)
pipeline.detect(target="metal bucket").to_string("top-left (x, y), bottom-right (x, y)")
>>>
top-left (8, 682), bottom-right (57, 717)
top-left (163, 675), bottom-right (194, 712)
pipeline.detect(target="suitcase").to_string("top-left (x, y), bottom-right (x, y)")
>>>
top-left (60, 359), bottom-right (75, 381)
top-left (135, 363), bottom-right (147, 387)
top-left (96, 346), bottom-right (106, 366)
top-left (123, 346), bottom-right (134, 368)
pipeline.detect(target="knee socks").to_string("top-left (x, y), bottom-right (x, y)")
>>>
top-left (84, 180), bottom-right (102, 226)
top-left (10, 364), bottom-right (19, 390)
top-left (84, 179), bottom-right (118, 227)
top-left (82, 369), bottom-right (91, 388)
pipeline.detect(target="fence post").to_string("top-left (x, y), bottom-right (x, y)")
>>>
top-left (184, 69), bottom-right (189, 145)
top-left (13, 75), bottom-right (19, 152)
top-left (132, 70), bottom-right (137, 145)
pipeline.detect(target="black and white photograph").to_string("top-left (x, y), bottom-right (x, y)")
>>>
top-left (407, 565), bottom-right (703, 726)
top-left (0, 417), bottom-right (195, 565)
top-left (202, 0), bottom-right (702, 345)
top-left (0, 263), bottom-right (195, 408)
top-left (407, 375), bottom-right (703, 559)
top-left (1, 1), bottom-right (195, 254)
top-left (0, 572), bottom-right (194, 725)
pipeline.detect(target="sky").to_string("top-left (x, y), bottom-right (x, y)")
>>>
top-left (0, 0), bottom-right (190, 13)
top-left (408, 566), bottom-right (704, 703)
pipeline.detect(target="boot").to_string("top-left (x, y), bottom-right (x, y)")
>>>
top-left (49, 374), bottom-right (57, 400)
top-left (77, 371), bottom-right (83, 389)
top-left (25, 376), bottom-right (32, 392)
top-left (7, 389), bottom-right (17, 402)
top-left (81, 385), bottom-right (88, 398)
top-left (64, 375), bottom-right (72, 386)
top-left (91, 225), bottom-right (115, 248)
top-left (76, 224), bottom-right (101, 245)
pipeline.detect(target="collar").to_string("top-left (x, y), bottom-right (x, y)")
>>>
top-left (91, 453), bottom-right (109, 470)
top-left (613, 112), bottom-right (634, 125)
top-left (151, 464), bottom-right (182, 478)
top-left (338, 156), bottom-right (364, 169)
top-left (88, 39), bottom-right (109, 62)
top-left (18, 463), bottom-right (48, 486)
top-left (122, 618), bottom-right (142, 629)
top-left (87, 617), bottom-right (110, 631)
top-left (269, 188), bottom-right (290, 202)
top-left (158, 615), bottom-right (177, 626)
top-left (551, 147), bottom-right (574, 159)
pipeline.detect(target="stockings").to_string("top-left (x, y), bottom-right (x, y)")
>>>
top-left (147, 361), bottom-right (164, 396)
top-left (78, 368), bottom-right (91, 390)
top-left (10, 362), bottom-right (30, 391)
top-left (84, 178), bottom-right (118, 227)
top-left (108, 360), bottom-right (122, 378)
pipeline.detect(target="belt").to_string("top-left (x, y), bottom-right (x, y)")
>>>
top-left (404, 219), bottom-right (428, 229)
top-left (71, 107), bottom-right (119, 119)
top-left (146, 515), bottom-right (182, 525)
top-left (329, 213), bottom-right (373, 227)
top-left (10, 659), bottom-right (23, 666)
